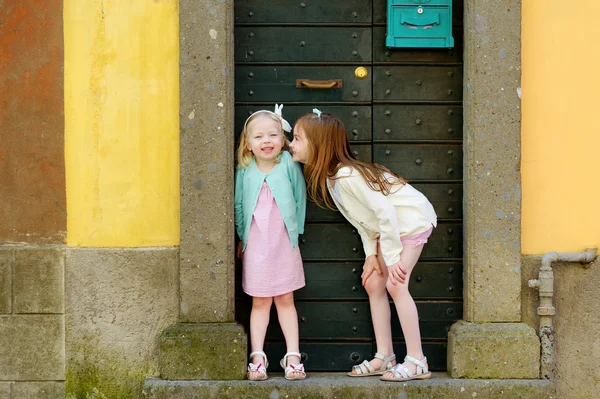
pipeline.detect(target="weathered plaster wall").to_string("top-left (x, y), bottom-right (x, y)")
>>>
top-left (521, 1), bottom-right (600, 254)
top-left (62, 1), bottom-right (182, 397)
top-left (0, 3), bottom-right (67, 397)
top-left (0, 0), bottom-right (66, 244)
top-left (64, 0), bottom-right (180, 247)
top-left (522, 256), bottom-right (600, 399)
top-left (521, 2), bottom-right (600, 396)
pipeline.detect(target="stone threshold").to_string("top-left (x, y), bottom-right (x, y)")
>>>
top-left (143, 372), bottom-right (556, 399)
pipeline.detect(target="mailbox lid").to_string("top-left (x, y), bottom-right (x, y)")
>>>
top-left (386, 0), bottom-right (454, 48)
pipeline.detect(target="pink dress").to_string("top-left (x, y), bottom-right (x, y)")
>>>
top-left (242, 182), bottom-right (305, 297)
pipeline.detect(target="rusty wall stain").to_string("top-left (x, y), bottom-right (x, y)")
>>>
top-left (0, 0), bottom-right (66, 243)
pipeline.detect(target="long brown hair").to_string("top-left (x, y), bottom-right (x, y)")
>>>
top-left (296, 112), bottom-right (406, 210)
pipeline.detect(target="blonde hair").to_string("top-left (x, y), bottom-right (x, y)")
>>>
top-left (296, 112), bottom-right (406, 210)
top-left (237, 111), bottom-right (290, 168)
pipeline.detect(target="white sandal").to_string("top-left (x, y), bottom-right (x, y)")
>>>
top-left (280, 351), bottom-right (306, 380)
top-left (247, 351), bottom-right (268, 381)
top-left (347, 352), bottom-right (396, 377)
top-left (380, 355), bottom-right (431, 382)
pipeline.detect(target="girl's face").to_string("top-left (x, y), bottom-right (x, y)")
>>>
top-left (246, 116), bottom-right (285, 164)
top-left (290, 124), bottom-right (310, 164)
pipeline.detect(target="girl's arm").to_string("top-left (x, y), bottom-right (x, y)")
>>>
top-left (356, 225), bottom-right (377, 260)
top-left (288, 155), bottom-right (307, 234)
top-left (234, 167), bottom-right (245, 240)
top-left (342, 175), bottom-right (403, 267)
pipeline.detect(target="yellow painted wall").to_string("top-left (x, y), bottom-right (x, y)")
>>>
top-left (64, 0), bottom-right (179, 247)
top-left (522, 1), bottom-right (600, 254)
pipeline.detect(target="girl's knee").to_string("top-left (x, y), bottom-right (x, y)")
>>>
top-left (252, 296), bottom-right (273, 310)
top-left (385, 280), bottom-right (410, 297)
top-left (273, 292), bottom-right (295, 308)
top-left (364, 275), bottom-right (386, 296)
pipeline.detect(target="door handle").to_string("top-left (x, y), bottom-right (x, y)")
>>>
top-left (296, 79), bottom-right (343, 89)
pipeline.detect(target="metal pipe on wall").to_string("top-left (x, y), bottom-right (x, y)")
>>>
top-left (528, 248), bottom-right (597, 379)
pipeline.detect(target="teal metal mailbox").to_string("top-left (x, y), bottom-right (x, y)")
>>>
top-left (386, 0), bottom-right (454, 48)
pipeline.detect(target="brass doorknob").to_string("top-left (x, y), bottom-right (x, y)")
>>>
top-left (354, 66), bottom-right (368, 80)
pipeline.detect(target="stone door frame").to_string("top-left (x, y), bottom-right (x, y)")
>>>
top-left (176, 0), bottom-right (538, 378)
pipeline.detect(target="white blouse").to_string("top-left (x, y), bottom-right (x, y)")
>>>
top-left (327, 166), bottom-right (437, 267)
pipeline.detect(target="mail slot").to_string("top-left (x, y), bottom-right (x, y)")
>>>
top-left (386, 0), bottom-right (454, 48)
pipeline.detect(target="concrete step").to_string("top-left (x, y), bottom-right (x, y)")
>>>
top-left (143, 372), bottom-right (556, 399)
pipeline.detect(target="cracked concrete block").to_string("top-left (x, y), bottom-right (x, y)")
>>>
top-left (0, 250), bottom-right (12, 314)
top-left (0, 383), bottom-right (11, 399)
top-left (0, 315), bottom-right (64, 380)
top-left (159, 323), bottom-right (246, 380)
top-left (448, 320), bottom-right (540, 379)
top-left (12, 382), bottom-right (64, 399)
top-left (14, 249), bottom-right (64, 314)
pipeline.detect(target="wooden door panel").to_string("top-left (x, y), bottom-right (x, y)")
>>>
top-left (350, 144), bottom-right (372, 163)
top-left (297, 262), bottom-right (367, 299)
top-left (235, 0), bottom-right (373, 24)
top-left (263, 342), bottom-right (374, 372)
top-left (260, 337), bottom-right (448, 371)
top-left (305, 184), bottom-right (463, 222)
top-left (373, 105), bottom-right (463, 142)
top-left (305, 200), bottom-right (346, 222)
top-left (234, 0), bottom-right (464, 372)
top-left (300, 222), bottom-right (462, 260)
top-left (373, 144), bottom-right (462, 180)
top-left (373, 66), bottom-right (463, 101)
top-left (236, 28), bottom-right (372, 63)
top-left (391, 302), bottom-right (461, 339)
top-left (297, 262), bottom-right (463, 300)
top-left (300, 223), bottom-right (363, 261)
top-left (235, 261), bottom-right (462, 301)
top-left (236, 301), bottom-right (460, 340)
top-left (236, 66), bottom-right (372, 102)
top-left (421, 222), bottom-right (462, 258)
top-left (411, 183), bottom-right (463, 220)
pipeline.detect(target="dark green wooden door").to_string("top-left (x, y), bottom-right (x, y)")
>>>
top-left (234, 0), bottom-right (463, 371)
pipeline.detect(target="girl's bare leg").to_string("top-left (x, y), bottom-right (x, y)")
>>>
top-left (274, 292), bottom-right (303, 378)
top-left (384, 244), bottom-right (426, 377)
top-left (249, 296), bottom-right (273, 379)
top-left (350, 251), bottom-right (396, 374)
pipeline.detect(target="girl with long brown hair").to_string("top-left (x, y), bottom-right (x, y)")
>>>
top-left (290, 110), bottom-right (437, 382)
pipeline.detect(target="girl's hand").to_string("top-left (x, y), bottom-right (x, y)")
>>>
top-left (387, 259), bottom-right (407, 285)
top-left (236, 241), bottom-right (243, 259)
top-left (361, 255), bottom-right (383, 286)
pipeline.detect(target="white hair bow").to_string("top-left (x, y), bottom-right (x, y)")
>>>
top-left (274, 104), bottom-right (292, 133)
top-left (242, 104), bottom-right (292, 133)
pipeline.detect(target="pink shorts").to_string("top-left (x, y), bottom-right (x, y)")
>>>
top-left (400, 226), bottom-right (434, 248)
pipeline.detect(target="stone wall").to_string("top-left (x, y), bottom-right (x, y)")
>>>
top-left (522, 256), bottom-right (600, 399)
top-left (65, 248), bottom-right (179, 398)
top-left (0, 248), bottom-right (65, 398)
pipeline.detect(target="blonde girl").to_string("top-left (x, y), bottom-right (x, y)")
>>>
top-left (235, 104), bottom-right (307, 381)
top-left (289, 110), bottom-right (437, 382)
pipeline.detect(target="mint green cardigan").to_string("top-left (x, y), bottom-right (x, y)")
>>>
top-left (234, 151), bottom-right (306, 250)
